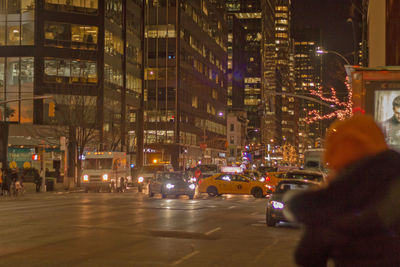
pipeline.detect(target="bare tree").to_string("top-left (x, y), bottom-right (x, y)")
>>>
top-left (40, 94), bottom-right (99, 187)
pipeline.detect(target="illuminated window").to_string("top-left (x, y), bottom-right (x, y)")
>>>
top-left (0, 1), bottom-right (34, 46)
top-left (212, 89), bottom-right (218, 100)
top-left (45, 0), bottom-right (98, 14)
top-left (44, 22), bottom-right (98, 50)
top-left (145, 24), bottom-right (176, 38)
top-left (0, 57), bottom-right (34, 123)
top-left (192, 96), bottom-right (198, 108)
top-left (44, 58), bottom-right (97, 84)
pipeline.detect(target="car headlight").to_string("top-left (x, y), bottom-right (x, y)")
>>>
top-left (83, 175), bottom-right (89, 181)
top-left (138, 176), bottom-right (144, 183)
top-left (189, 184), bottom-right (196, 190)
top-left (102, 174), bottom-right (108, 181)
top-left (166, 183), bottom-right (174, 189)
top-left (259, 177), bottom-right (265, 182)
top-left (271, 201), bottom-right (284, 209)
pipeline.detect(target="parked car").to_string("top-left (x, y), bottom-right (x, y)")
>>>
top-left (266, 179), bottom-right (320, 226)
top-left (149, 171), bottom-right (195, 199)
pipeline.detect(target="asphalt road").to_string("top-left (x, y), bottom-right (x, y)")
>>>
top-left (0, 190), bottom-right (302, 267)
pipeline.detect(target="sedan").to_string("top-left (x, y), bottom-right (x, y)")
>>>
top-left (266, 179), bottom-right (320, 226)
top-left (149, 171), bottom-right (196, 199)
top-left (198, 173), bottom-right (269, 198)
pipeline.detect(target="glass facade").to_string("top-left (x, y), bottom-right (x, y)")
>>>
top-left (0, 0), bottom-right (35, 46)
top-left (44, 58), bottom-right (97, 84)
top-left (0, 57), bottom-right (34, 123)
top-left (45, 0), bottom-right (98, 14)
top-left (45, 21), bottom-right (98, 50)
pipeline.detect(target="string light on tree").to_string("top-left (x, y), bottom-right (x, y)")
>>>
top-left (305, 77), bottom-right (353, 124)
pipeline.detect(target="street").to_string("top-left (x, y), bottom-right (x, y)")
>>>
top-left (0, 190), bottom-right (302, 267)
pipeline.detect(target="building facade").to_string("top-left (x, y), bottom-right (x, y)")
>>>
top-left (292, 28), bottom-right (323, 159)
top-left (274, 0), bottom-right (296, 147)
top-left (0, 0), bottom-right (142, 172)
top-left (143, 0), bottom-right (227, 169)
top-left (226, 0), bottom-right (262, 137)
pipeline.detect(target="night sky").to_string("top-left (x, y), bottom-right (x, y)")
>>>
top-left (292, 0), bottom-right (357, 92)
top-left (292, 0), bottom-right (355, 57)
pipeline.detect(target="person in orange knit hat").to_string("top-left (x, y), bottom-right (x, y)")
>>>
top-left (287, 114), bottom-right (400, 267)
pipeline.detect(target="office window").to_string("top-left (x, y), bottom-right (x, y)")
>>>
top-left (44, 58), bottom-right (97, 84)
top-left (45, 0), bottom-right (98, 14)
top-left (45, 22), bottom-right (98, 50)
top-left (192, 95), bottom-right (198, 108)
top-left (0, 1), bottom-right (34, 46)
top-left (0, 57), bottom-right (34, 123)
top-left (230, 136), bottom-right (234, 144)
top-left (230, 124), bottom-right (234, 131)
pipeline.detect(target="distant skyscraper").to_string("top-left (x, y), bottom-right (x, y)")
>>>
top-left (227, 14), bottom-right (246, 110)
top-left (274, 0), bottom-right (296, 147)
top-left (144, 0), bottom-right (228, 168)
top-left (292, 28), bottom-right (323, 156)
top-left (226, 0), bottom-right (262, 136)
top-left (261, 0), bottom-right (280, 146)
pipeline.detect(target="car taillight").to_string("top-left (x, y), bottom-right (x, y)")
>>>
top-left (198, 179), bottom-right (202, 185)
top-left (266, 176), bottom-right (271, 182)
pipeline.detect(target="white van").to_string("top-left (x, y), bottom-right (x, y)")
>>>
top-left (82, 152), bottom-right (129, 193)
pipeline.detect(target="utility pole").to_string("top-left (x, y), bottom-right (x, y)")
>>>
top-left (172, 0), bottom-right (181, 170)
top-left (136, 0), bottom-right (146, 168)
top-left (40, 142), bottom-right (46, 192)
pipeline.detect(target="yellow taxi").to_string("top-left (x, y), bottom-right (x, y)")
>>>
top-left (198, 171), bottom-right (269, 198)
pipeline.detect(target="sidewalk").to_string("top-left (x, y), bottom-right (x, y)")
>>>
top-left (22, 182), bottom-right (84, 194)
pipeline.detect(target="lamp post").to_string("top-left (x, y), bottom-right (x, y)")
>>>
top-left (346, 18), bottom-right (358, 65)
top-left (316, 47), bottom-right (351, 65)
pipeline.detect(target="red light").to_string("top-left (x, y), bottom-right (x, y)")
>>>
top-left (32, 154), bottom-right (40, 161)
top-left (266, 176), bottom-right (271, 182)
top-left (198, 179), bottom-right (202, 185)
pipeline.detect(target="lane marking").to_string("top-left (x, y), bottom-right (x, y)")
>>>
top-left (227, 206), bottom-right (236, 209)
top-left (205, 227), bottom-right (221, 235)
top-left (252, 238), bottom-right (279, 265)
top-left (170, 250), bottom-right (199, 266)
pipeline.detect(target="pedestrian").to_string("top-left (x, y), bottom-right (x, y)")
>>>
top-left (194, 167), bottom-right (202, 180)
top-left (39, 168), bottom-right (45, 191)
top-left (287, 114), bottom-right (400, 266)
top-left (2, 168), bottom-right (11, 196)
top-left (33, 169), bottom-right (41, 193)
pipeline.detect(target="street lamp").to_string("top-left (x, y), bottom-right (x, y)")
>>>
top-left (347, 18), bottom-right (358, 65)
top-left (316, 47), bottom-right (351, 65)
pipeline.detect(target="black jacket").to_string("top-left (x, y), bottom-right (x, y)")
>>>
top-left (288, 149), bottom-right (400, 267)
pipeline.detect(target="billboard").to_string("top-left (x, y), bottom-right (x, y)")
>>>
top-left (363, 79), bottom-right (400, 150)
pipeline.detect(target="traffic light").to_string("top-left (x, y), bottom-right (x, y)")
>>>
top-left (48, 101), bottom-right (55, 117)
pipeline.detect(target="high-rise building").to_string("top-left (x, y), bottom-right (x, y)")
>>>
top-left (292, 28), bottom-right (323, 157)
top-left (0, 0), bottom-right (142, 172)
top-left (227, 14), bottom-right (245, 110)
top-left (274, 0), bottom-right (296, 147)
top-left (143, 0), bottom-right (227, 169)
top-left (261, 0), bottom-right (280, 147)
top-left (226, 0), bottom-right (262, 137)
top-left (226, 13), bottom-right (247, 162)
